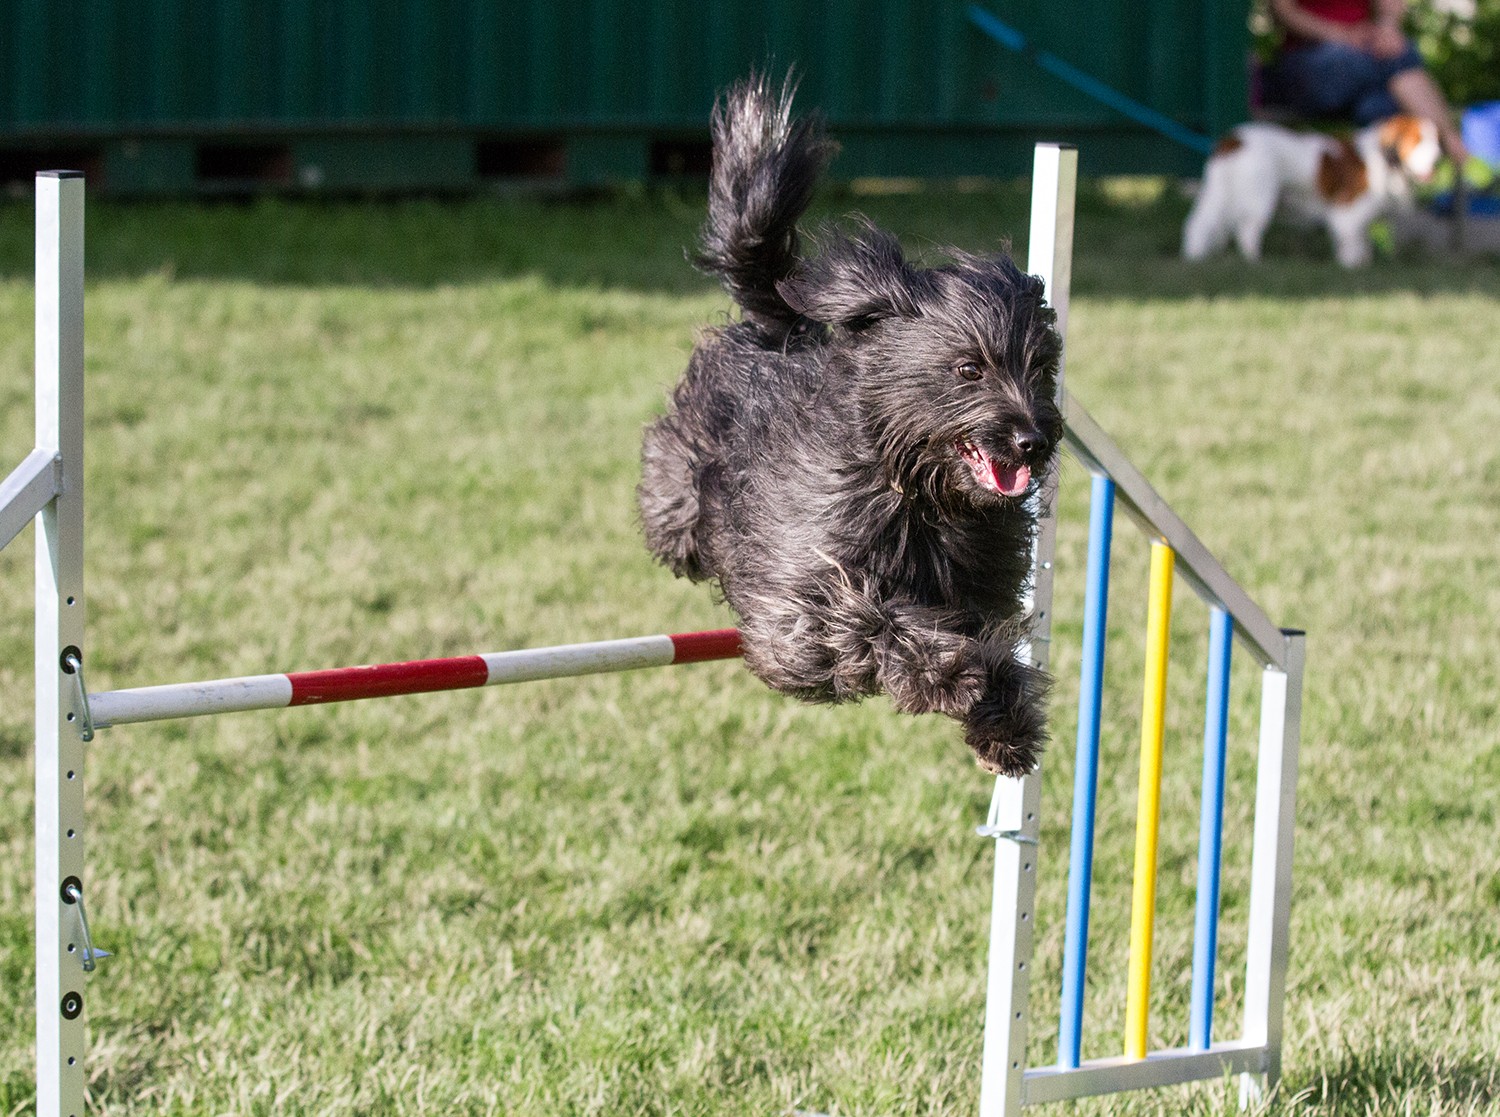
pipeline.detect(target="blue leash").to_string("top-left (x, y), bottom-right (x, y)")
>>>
top-left (968, 5), bottom-right (1216, 157)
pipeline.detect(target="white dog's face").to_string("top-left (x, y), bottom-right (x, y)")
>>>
top-left (1382, 115), bottom-right (1442, 183)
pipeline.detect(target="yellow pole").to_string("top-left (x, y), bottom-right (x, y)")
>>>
top-left (1125, 540), bottom-right (1174, 1060)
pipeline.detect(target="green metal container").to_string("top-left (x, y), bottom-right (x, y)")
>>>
top-left (1, 0), bottom-right (1247, 195)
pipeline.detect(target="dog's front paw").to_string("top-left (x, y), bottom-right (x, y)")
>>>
top-left (881, 644), bottom-right (986, 718)
top-left (963, 691), bottom-right (1048, 778)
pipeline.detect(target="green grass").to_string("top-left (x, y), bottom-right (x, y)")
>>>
top-left (1, 181), bottom-right (1498, 1116)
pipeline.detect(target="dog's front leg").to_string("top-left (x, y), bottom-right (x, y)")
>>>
top-left (959, 637), bottom-right (1050, 778)
top-left (744, 574), bottom-right (987, 710)
top-left (867, 602), bottom-right (990, 720)
top-left (874, 611), bottom-right (1049, 777)
top-left (737, 578), bottom-right (1050, 777)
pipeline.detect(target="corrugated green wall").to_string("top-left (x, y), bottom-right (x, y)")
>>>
top-left (1, 0), bottom-right (1248, 194)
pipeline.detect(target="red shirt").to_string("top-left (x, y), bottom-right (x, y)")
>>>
top-left (1283, 0), bottom-right (1373, 48)
top-left (1298, 0), bottom-right (1371, 22)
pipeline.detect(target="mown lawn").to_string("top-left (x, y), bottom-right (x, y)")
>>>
top-left (1, 181), bottom-right (1497, 1116)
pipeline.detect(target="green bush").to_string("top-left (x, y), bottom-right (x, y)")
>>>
top-left (1409, 0), bottom-right (1500, 106)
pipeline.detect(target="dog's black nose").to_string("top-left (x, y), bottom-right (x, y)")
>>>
top-left (1013, 428), bottom-right (1044, 457)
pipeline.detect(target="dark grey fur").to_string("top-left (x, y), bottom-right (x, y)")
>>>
top-left (639, 76), bottom-right (1062, 776)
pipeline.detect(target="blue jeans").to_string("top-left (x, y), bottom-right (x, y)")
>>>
top-left (1264, 40), bottom-right (1425, 124)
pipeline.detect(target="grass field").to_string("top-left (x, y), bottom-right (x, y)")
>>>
top-left (1, 180), bottom-right (1498, 1116)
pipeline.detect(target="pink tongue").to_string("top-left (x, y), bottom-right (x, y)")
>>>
top-left (993, 462), bottom-right (1031, 496)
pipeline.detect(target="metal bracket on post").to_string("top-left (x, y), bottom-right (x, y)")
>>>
top-left (977, 142), bottom-right (1077, 1117)
top-left (976, 825), bottom-right (1039, 845)
top-left (62, 649), bottom-right (95, 742)
top-left (61, 878), bottom-right (107, 972)
top-left (34, 170), bottom-right (87, 1117)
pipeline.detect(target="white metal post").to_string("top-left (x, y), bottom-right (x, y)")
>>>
top-left (35, 171), bottom-right (87, 1117)
top-left (977, 143), bottom-right (1077, 1117)
top-left (1019, 141), bottom-right (1075, 669)
top-left (1240, 631), bottom-right (1305, 1105)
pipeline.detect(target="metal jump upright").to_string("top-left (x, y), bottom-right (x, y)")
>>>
top-left (0, 171), bottom-right (90, 1117)
top-left (978, 145), bottom-right (1306, 1114)
top-left (2, 158), bottom-right (1303, 1116)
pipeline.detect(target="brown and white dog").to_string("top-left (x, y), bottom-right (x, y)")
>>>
top-left (1182, 115), bottom-right (1440, 268)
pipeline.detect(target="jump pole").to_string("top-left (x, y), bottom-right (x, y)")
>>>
top-left (85, 630), bottom-right (744, 729)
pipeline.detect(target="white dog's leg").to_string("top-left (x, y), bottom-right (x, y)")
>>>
top-left (1232, 191), bottom-right (1278, 262)
top-left (1183, 166), bottom-right (1233, 260)
top-left (1327, 206), bottom-right (1375, 268)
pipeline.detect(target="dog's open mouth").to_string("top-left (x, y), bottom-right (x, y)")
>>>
top-left (957, 439), bottom-right (1031, 497)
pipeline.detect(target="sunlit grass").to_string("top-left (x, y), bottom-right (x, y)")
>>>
top-left (1, 183), bottom-right (1498, 1115)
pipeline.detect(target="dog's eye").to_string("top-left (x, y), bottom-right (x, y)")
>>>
top-left (955, 361), bottom-right (983, 381)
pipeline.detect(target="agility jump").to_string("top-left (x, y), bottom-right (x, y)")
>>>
top-left (5, 154), bottom-right (1304, 1117)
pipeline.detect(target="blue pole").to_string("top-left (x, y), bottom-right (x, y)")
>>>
top-left (968, 5), bottom-right (1216, 157)
top-left (1189, 606), bottom-right (1233, 1049)
top-left (1058, 473), bottom-right (1114, 1068)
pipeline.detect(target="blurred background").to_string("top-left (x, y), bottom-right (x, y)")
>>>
top-left (3, 0), bottom-right (1490, 197)
top-left (3, 0), bottom-right (1496, 197)
top-left (0, 0), bottom-right (1241, 195)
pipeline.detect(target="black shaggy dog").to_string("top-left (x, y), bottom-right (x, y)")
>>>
top-left (639, 76), bottom-right (1063, 776)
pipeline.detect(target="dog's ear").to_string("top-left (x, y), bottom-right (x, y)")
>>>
top-left (1378, 114), bottom-right (1423, 164)
top-left (777, 227), bottom-right (928, 329)
top-left (1377, 114), bottom-right (1440, 180)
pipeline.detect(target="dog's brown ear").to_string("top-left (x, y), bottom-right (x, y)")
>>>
top-left (778, 227), bottom-right (928, 329)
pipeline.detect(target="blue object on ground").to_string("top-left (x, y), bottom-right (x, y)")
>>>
top-left (1462, 101), bottom-right (1500, 167)
top-left (1430, 191), bottom-right (1500, 218)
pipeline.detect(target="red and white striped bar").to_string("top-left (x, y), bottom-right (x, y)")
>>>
top-left (87, 629), bottom-right (742, 729)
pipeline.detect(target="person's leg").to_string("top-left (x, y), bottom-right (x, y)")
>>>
top-left (1269, 41), bottom-right (1386, 118)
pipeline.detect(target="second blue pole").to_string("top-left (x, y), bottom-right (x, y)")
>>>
top-left (1058, 473), bottom-right (1115, 1068)
top-left (1189, 606), bottom-right (1233, 1049)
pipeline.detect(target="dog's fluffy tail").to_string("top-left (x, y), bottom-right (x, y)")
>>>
top-left (697, 74), bottom-right (835, 335)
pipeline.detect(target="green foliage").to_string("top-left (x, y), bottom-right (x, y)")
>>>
top-left (1408, 0), bottom-right (1500, 107)
top-left (1, 185), bottom-right (1499, 1114)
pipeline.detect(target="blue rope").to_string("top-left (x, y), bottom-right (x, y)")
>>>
top-left (968, 5), bottom-right (1216, 157)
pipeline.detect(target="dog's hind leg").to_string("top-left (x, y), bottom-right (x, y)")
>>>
top-left (1183, 156), bottom-right (1237, 260)
top-left (1182, 184), bottom-right (1230, 260)
top-left (1230, 186), bottom-right (1277, 262)
top-left (639, 415), bottom-right (708, 580)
